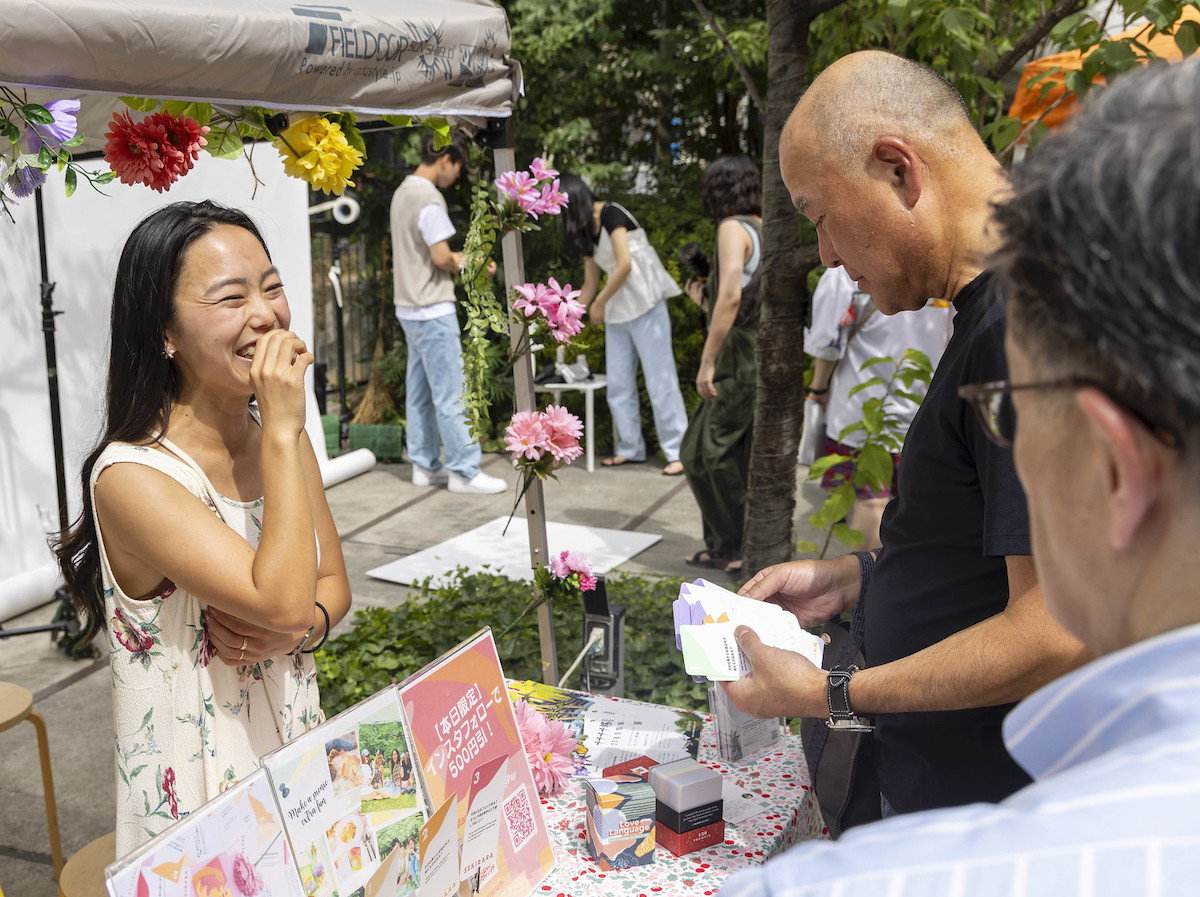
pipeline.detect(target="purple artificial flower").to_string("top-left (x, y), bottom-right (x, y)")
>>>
top-left (26, 99), bottom-right (81, 154)
top-left (5, 162), bottom-right (47, 198)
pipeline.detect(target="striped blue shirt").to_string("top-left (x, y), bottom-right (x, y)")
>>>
top-left (719, 623), bottom-right (1200, 897)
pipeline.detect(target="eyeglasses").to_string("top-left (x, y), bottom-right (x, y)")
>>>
top-left (958, 378), bottom-right (1181, 449)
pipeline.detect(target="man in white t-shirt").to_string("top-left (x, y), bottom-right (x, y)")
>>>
top-left (390, 131), bottom-right (504, 494)
top-left (803, 266), bottom-right (953, 546)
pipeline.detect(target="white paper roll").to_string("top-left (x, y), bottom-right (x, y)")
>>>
top-left (320, 448), bottom-right (376, 488)
top-left (0, 564), bottom-right (61, 623)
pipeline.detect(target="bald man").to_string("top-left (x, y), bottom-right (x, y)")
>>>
top-left (722, 51), bottom-right (1088, 825)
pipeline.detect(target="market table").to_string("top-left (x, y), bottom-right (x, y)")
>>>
top-left (527, 694), bottom-right (827, 897)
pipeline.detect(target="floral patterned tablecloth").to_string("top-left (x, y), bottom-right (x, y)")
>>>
top-left (530, 696), bottom-right (827, 897)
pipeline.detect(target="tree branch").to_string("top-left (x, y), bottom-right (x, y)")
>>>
top-left (989, 0), bottom-right (1087, 82)
top-left (689, 0), bottom-right (765, 113)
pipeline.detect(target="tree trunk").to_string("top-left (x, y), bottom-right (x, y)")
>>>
top-left (742, 0), bottom-right (841, 578)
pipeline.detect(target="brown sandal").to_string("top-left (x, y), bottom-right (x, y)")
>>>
top-left (602, 455), bottom-right (645, 467)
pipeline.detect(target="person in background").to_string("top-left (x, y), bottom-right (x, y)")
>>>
top-left (679, 154), bottom-right (764, 575)
top-left (53, 201), bottom-right (351, 853)
top-left (390, 130), bottom-right (505, 495)
top-left (804, 266), bottom-right (953, 547)
top-left (559, 173), bottom-right (689, 475)
top-left (720, 55), bottom-right (1200, 897)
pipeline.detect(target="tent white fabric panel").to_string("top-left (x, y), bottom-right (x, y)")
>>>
top-left (0, 0), bottom-right (521, 120)
top-left (0, 151), bottom-right (312, 621)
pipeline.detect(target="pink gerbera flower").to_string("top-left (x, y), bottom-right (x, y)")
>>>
top-left (513, 698), bottom-right (547, 742)
top-left (505, 410), bottom-right (547, 461)
top-left (541, 405), bottom-right (583, 463)
top-left (527, 717), bottom-right (578, 795)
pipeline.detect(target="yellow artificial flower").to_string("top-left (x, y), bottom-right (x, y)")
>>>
top-left (275, 116), bottom-right (363, 196)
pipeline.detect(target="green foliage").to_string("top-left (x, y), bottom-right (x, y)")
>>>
top-left (797, 349), bottom-right (934, 557)
top-left (808, 0), bottom-right (1196, 157)
top-left (357, 720), bottom-right (408, 757)
top-left (316, 569), bottom-right (708, 718)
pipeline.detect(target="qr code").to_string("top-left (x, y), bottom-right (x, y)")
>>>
top-left (503, 785), bottom-right (538, 852)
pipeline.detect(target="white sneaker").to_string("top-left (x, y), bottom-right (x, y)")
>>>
top-left (447, 470), bottom-right (507, 495)
top-left (412, 465), bottom-right (449, 487)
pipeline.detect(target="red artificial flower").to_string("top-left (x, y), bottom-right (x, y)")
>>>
top-left (103, 110), bottom-right (208, 192)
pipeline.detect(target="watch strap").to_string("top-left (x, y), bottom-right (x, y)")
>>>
top-left (826, 665), bottom-right (874, 731)
top-left (827, 666), bottom-right (857, 721)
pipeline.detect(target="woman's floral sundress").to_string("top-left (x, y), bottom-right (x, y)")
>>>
top-left (91, 439), bottom-right (322, 855)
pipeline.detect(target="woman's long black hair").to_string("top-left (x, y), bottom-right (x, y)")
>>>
top-left (557, 173), bottom-right (597, 258)
top-left (52, 200), bottom-right (272, 644)
top-left (701, 155), bottom-right (762, 221)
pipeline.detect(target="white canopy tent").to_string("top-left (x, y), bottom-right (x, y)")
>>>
top-left (0, 1), bottom-right (559, 679)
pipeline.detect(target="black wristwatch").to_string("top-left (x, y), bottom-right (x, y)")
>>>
top-left (826, 666), bottom-right (874, 731)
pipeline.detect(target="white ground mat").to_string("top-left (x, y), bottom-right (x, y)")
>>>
top-left (366, 516), bottom-right (662, 586)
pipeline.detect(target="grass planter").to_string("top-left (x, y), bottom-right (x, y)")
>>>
top-left (348, 423), bottom-right (406, 462)
top-left (321, 414), bottom-right (341, 457)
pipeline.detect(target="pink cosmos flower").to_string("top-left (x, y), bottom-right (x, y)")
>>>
top-left (505, 410), bottom-right (547, 461)
top-left (541, 278), bottom-right (585, 340)
top-left (495, 170), bottom-right (539, 211)
top-left (532, 178), bottom-right (569, 217)
top-left (512, 282), bottom-right (552, 318)
top-left (529, 157), bottom-right (559, 182)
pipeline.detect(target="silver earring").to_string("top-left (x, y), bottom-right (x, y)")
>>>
top-left (164, 345), bottom-right (176, 359)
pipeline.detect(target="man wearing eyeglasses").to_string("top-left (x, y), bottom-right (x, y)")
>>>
top-left (720, 54), bottom-right (1200, 897)
top-left (723, 50), bottom-right (1090, 826)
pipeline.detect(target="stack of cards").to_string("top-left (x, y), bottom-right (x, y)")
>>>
top-left (673, 579), bottom-right (824, 681)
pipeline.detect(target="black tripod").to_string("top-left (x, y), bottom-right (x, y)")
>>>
top-left (0, 188), bottom-right (87, 656)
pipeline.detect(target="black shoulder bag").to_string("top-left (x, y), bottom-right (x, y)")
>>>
top-left (799, 550), bottom-right (883, 839)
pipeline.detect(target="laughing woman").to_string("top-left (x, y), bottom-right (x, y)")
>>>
top-left (54, 201), bottom-right (351, 853)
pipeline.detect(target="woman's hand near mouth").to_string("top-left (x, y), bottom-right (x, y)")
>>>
top-left (250, 329), bottom-right (313, 442)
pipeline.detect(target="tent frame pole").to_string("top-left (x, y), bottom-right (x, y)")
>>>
top-left (487, 119), bottom-right (557, 686)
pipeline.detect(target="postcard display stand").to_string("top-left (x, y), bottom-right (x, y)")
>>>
top-left (105, 629), bottom-right (556, 897)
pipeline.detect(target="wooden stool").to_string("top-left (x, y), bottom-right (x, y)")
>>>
top-left (0, 681), bottom-right (63, 879)
top-left (57, 831), bottom-right (115, 897)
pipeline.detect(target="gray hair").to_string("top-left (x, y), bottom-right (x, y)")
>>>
top-left (804, 52), bottom-right (974, 164)
top-left (993, 58), bottom-right (1200, 457)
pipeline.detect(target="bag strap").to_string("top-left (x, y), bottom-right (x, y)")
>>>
top-left (815, 291), bottom-right (876, 393)
top-left (802, 549), bottom-right (877, 783)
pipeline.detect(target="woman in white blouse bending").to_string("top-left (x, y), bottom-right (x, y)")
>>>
top-left (559, 174), bottom-right (689, 476)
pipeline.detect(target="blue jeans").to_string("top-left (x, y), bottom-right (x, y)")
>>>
top-left (605, 300), bottom-right (688, 462)
top-left (397, 312), bottom-right (481, 479)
